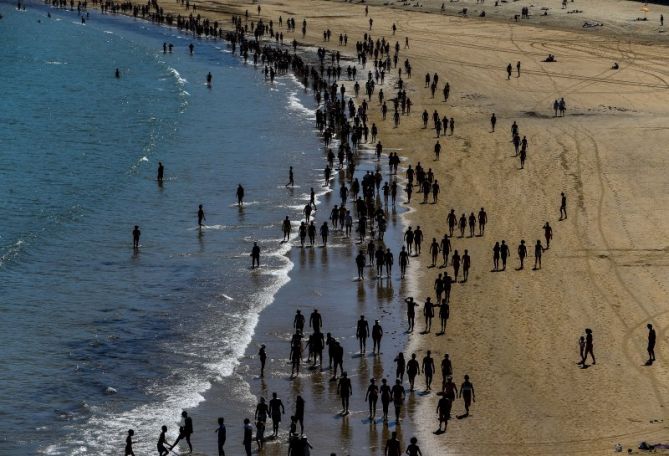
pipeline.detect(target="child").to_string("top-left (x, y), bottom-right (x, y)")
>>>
top-left (124, 429), bottom-right (135, 456)
top-left (255, 420), bottom-right (265, 450)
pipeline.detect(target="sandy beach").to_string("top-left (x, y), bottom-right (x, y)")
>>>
top-left (88, 0), bottom-right (669, 453)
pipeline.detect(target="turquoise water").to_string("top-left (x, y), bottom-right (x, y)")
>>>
top-left (0, 4), bottom-right (326, 454)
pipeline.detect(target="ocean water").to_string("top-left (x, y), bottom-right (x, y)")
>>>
top-left (0, 4), bottom-right (327, 454)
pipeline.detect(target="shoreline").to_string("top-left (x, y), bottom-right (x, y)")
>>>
top-left (28, 0), bottom-right (669, 454)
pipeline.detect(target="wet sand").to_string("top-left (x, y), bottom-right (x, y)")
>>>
top-left (189, 150), bottom-right (417, 456)
top-left (105, 0), bottom-right (669, 454)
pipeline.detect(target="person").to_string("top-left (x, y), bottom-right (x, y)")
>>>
top-left (560, 192), bottom-right (567, 219)
top-left (309, 309), bottom-right (322, 333)
top-left (395, 352), bottom-right (406, 381)
top-left (399, 246), bottom-right (410, 278)
top-left (269, 392), bottom-right (285, 436)
top-left (357, 315), bottom-right (370, 353)
top-left (206, 72), bottom-right (212, 87)
top-left (429, 238), bottom-right (440, 267)
top-left (258, 344), bottom-right (267, 377)
top-left (356, 250), bottom-right (366, 279)
top-left (320, 222), bottom-right (329, 245)
top-left (647, 323), bottom-right (656, 364)
top-left (460, 375), bottom-right (475, 416)
top-left (115, 68), bottom-right (120, 78)
top-left (197, 204), bottom-right (206, 227)
top-left (440, 233), bottom-right (451, 266)
top-left (422, 351), bottom-right (435, 390)
top-left (441, 354), bottom-right (453, 386)
top-left (243, 418), bottom-right (253, 456)
top-left (157, 161), bottom-right (164, 182)
top-left (436, 396), bottom-right (452, 432)
top-left (236, 184), bottom-right (244, 206)
top-left (124, 429), bottom-right (135, 456)
top-left (255, 420), bottom-right (265, 450)
top-left (215, 418), bottom-right (226, 456)
top-left (282, 216), bottom-right (292, 241)
top-left (171, 411), bottom-right (193, 453)
top-left (582, 328), bottom-right (595, 365)
top-left (493, 242), bottom-right (501, 271)
top-left (462, 249), bottom-right (471, 282)
top-left (518, 240), bottom-right (527, 269)
top-left (423, 298), bottom-right (435, 333)
top-left (478, 207), bottom-right (487, 235)
top-left (188, 43), bottom-right (194, 55)
top-left (407, 353), bottom-right (419, 391)
top-left (391, 379), bottom-right (405, 422)
top-left (286, 166), bottom-right (294, 187)
top-left (385, 431), bottom-right (402, 456)
top-left (434, 140), bottom-right (441, 160)
top-left (534, 240), bottom-right (544, 269)
top-left (438, 298), bottom-right (450, 334)
top-left (157, 425), bottom-right (171, 456)
top-left (516, 60), bottom-right (521, 77)
top-left (579, 336), bottom-right (586, 364)
top-left (295, 395), bottom-right (305, 433)
top-left (490, 113), bottom-right (496, 132)
top-left (506, 63), bottom-right (512, 80)
top-left (500, 240), bottom-right (509, 270)
top-left (294, 310), bottom-right (305, 332)
top-left (337, 372), bottom-right (352, 414)
top-left (372, 320), bottom-right (383, 354)
top-left (365, 378), bottom-right (379, 418)
top-left (405, 297), bottom-right (419, 332)
top-left (251, 242), bottom-right (260, 269)
top-left (406, 436), bottom-right (423, 456)
top-left (543, 222), bottom-right (553, 249)
top-left (132, 225), bottom-right (141, 249)
top-left (379, 378), bottom-right (392, 421)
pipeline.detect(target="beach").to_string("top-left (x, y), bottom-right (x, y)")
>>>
top-left (6, 0), bottom-right (669, 454)
top-left (149, 0), bottom-right (669, 453)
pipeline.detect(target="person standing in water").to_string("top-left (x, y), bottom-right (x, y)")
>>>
top-left (356, 315), bottom-right (370, 353)
top-left (132, 225), bottom-right (141, 249)
top-left (172, 411), bottom-right (194, 453)
top-left (251, 242), bottom-right (260, 269)
top-left (286, 166), bottom-right (295, 187)
top-left (258, 344), bottom-right (267, 377)
top-left (391, 379), bottom-right (405, 422)
top-left (268, 392), bottom-right (285, 437)
top-left (422, 351), bottom-right (435, 391)
top-left (157, 161), bottom-right (164, 183)
top-left (157, 425), bottom-right (171, 456)
top-left (338, 372), bottom-right (353, 414)
top-left (365, 378), bottom-right (379, 418)
top-left (215, 418), bottom-right (226, 456)
top-left (197, 204), bottom-right (206, 227)
top-left (115, 68), bottom-right (120, 78)
top-left (243, 418), bottom-right (253, 456)
top-left (372, 320), bottom-right (383, 355)
top-left (282, 216), bottom-right (292, 241)
top-left (124, 429), bottom-right (135, 456)
top-left (237, 184), bottom-right (245, 206)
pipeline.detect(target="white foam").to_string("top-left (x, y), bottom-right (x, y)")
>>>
top-left (287, 91), bottom-right (316, 119)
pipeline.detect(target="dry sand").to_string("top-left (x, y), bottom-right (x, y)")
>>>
top-left (152, 0), bottom-right (669, 453)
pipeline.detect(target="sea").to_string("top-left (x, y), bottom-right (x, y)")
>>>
top-left (0, 3), bottom-right (414, 455)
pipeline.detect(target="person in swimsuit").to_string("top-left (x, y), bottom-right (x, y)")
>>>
top-left (406, 437), bottom-right (423, 456)
top-left (422, 351), bottom-right (435, 390)
top-left (407, 354), bottom-right (419, 391)
top-left (157, 425), bottom-right (170, 456)
top-left (365, 378), bottom-right (379, 418)
top-left (459, 375), bottom-right (475, 416)
top-left (124, 429), bottom-right (135, 456)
